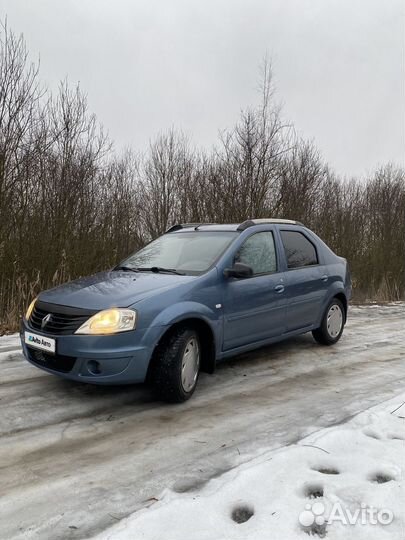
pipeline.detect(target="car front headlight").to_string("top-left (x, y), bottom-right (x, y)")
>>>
top-left (25, 298), bottom-right (37, 320)
top-left (75, 308), bottom-right (136, 335)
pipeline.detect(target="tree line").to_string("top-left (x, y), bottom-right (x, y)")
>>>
top-left (0, 23), bottom-right (404, 331)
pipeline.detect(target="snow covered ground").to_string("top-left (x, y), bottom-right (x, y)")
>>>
top-left (0, 303), bottom-right (404, 539)
top-left (91, 394), bottom-right (405, 540)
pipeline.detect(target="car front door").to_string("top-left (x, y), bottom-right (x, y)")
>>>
top-left (222, 230), bottom-right (287, 351)
top-left (279, 229), bottom-right (329, 331)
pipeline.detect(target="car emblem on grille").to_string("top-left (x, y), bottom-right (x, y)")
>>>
top-left (41, 313), bottom-right (52, 329)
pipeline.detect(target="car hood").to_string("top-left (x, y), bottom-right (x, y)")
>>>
top-left (39, 271), bottom-right (195, 311)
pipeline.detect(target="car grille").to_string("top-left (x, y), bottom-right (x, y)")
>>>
top-left (28, 348), bottom-right (76, 373)
top-left (29, 300), bottom-right (96, 335)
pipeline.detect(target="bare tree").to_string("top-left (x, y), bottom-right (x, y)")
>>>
top-left (0, 23), bottom-right (404, 331)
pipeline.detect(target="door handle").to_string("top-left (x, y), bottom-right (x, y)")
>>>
top-left (274, 284), bottom-right (285, 293)
top-left (321, 274), bottom-right (328, 282)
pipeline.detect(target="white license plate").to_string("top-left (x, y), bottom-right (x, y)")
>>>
top-left (25, 332), bottom-right (56, 354)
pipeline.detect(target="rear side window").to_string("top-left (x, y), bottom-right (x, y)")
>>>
top-left (235, 231), bottom-right (277, 275)
top-left (280, 230), bottom-right (318, 268)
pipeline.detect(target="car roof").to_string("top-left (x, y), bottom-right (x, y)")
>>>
top-left (165, 219), bottom-right (304, 234)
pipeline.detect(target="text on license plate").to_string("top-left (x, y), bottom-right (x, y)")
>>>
top-left (25, 332), bottom-right (56, 354)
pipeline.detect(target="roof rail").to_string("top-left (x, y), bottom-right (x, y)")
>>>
top-left (165, 223), bottom-right (216, 233)
top-left (237, 218), bottom-right (303, 231)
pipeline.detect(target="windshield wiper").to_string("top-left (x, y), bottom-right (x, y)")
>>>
top-left (137, 266), bottom-right (185, 275)
top-left (113, 265), bottom-right (139, 273)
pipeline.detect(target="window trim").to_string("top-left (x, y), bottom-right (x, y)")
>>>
top-left (280, 229), bottom-right (320, 270)
top-left (233, 230), bottom-right (279, 277)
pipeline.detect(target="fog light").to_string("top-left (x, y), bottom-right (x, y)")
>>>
top-left (87, 360), bottom-right (102, 375)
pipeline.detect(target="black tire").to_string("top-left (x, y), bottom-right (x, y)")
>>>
top-left (312, 298), bottom-right (345, 346)
top-left (150, 326), bottom-right (200, 403)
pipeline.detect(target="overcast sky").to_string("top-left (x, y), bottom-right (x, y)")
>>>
top-left (0, 0), bottom-right (403, 177)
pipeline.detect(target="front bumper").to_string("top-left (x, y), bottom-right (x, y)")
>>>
top-left (20, 319), bottom-right (164, 385)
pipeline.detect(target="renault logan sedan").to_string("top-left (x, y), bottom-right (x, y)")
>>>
top-left (21, 219), bottom-right (351, 402)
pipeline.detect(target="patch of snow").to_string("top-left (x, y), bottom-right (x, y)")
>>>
top-left (91, 395), bottom-right (405, 540)
top-left (1, 304), bottom-right (404, 539)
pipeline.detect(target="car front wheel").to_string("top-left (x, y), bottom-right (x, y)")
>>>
top-left (151, 326), bottom-right (201, 402)
top-left (312, 298), bottom-right (345, 345)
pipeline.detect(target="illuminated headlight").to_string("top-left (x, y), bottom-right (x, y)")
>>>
top-left (75, 308), bottom-right (136, 335)
top-left (25, 298), bottom-right (37, 320)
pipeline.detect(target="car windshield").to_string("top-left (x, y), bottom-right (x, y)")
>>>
top-left (119, 231), bottom-right (238, 275)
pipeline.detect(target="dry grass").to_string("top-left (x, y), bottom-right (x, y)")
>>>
top-left (0, 273), bottom-right (40, 335)
top-left (0, 269), bottom-right (72, 335)
top-left (352, 275), bottom-right (404, 304)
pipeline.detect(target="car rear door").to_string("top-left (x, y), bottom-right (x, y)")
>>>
top-left (278, 229), bottom-right (329, 331)
top-left (222, 230), bottom-right (287, 350)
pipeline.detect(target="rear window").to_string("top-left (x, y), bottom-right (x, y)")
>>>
top-left (280, 230), bottom-right (318, 268)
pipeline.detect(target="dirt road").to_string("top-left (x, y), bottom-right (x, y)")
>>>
top-left (0, 304), bottom-right (404, 539)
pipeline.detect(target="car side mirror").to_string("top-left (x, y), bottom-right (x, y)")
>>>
top-left (223, 262), bottom-right (253, 279)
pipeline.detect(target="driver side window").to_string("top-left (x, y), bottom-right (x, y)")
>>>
top-left (235, 232), bottom-right (277, 275)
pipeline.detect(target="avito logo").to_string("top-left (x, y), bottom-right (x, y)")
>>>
top-left (28, 335), bottom-right (52, 348)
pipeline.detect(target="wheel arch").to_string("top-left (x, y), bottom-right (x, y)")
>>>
top-left (147, 316), bottom-right (216, 381)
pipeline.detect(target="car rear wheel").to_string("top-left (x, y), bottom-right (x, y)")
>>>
top-left (312, 298), bottom-right (345, 345)
top-left (151, 326), bottom-right (201, 402)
